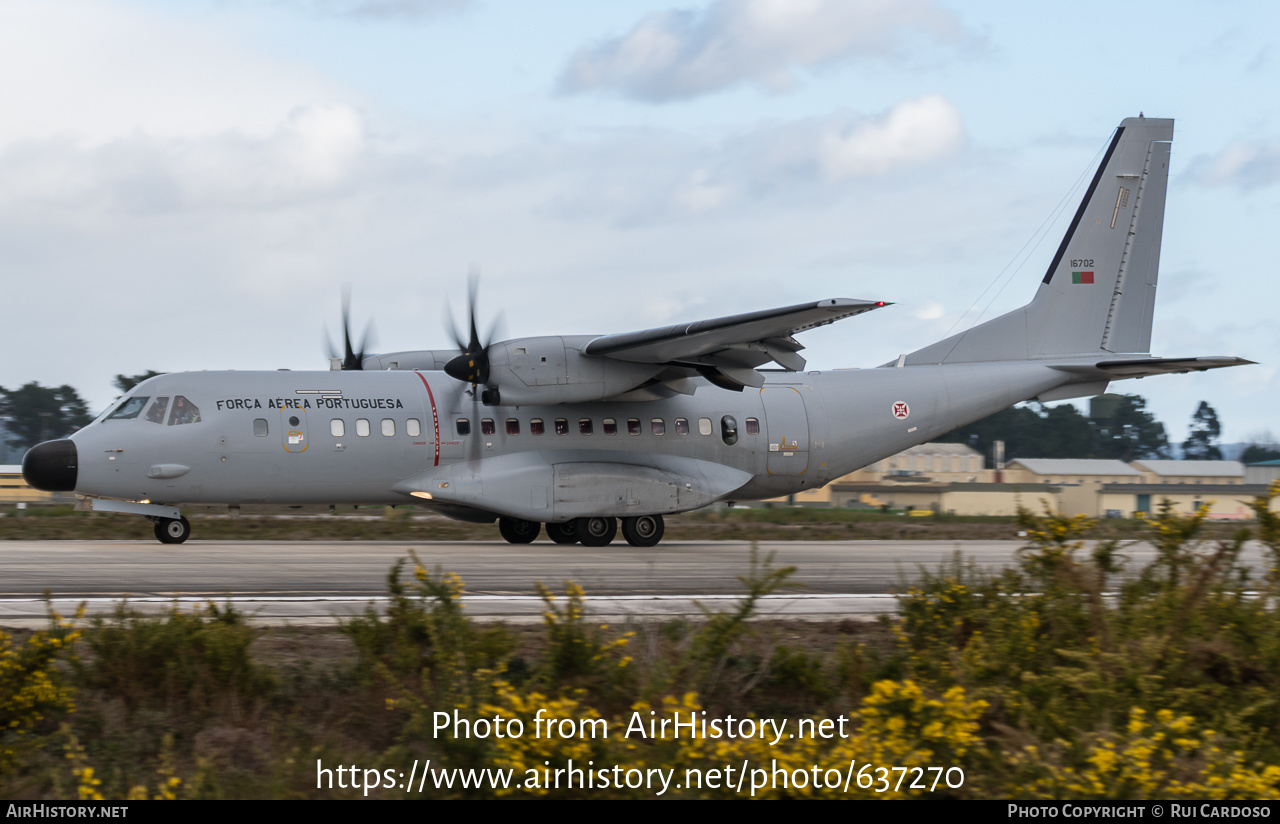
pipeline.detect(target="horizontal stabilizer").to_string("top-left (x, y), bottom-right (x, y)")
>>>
top-left (1091, 356), bottom-right (1255, 379)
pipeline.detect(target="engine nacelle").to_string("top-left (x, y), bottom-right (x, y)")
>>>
top-left (360, 336), bottom-right (668, 405)
top-left (485, 335), bottom-right (665, 405)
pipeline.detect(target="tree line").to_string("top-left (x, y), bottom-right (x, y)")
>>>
top-left (939, 393), bottom-right (1279, 464)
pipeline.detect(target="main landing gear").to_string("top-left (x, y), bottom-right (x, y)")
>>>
top-left (497, 515), bottom-right (665, 547)
top-left (153, 516), bottom-right (191, 544)
top-left (497, 517), bottom-right (541, 544)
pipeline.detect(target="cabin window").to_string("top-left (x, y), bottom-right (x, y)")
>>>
top-left (603, 418), bottom-right (617, 435)
top-left (106, 397), bottom-right (149, 421)
top-left (254, 418), bottom-right (269, 437)
top-left (555, 418), bottom-right (569, 435)
top-left (506, 418), bottom-right (520, 436)
top-left (381, 418), bottom-right (395, 436)
top-left (481, 419), bottom-right (496, 436)
top-left (627, 418), bottom-right (641, 436)
top-left (745, 417), bottom-right (760, 435)
top-left (356, 419), bottom-right (370, 437)
top-left (145, 397), bottom-right (169, 424)
top-left (456, 418), bottom-right (471, 436)
top-left (406, 419), bottom-right (421, 437)
top-left (330, 419), bottom-right (344, 437)
top-left (530, 418), bottom-right (545, 435)
top-left (675, 417), bottom-right (690, 435)
top-left (651, 418), bottom-right (666, 436)
top-left (698, 417), bottom-right (713, 436)
top-left (721, 415), bottom-right (738, 446)
top-left (168, 396), bottom-right (201, 426)
top-left (579, 418), bottom-right (593, 435)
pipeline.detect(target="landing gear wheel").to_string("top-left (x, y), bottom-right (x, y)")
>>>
top-left (155, 516), bottom-right (191, 545)
top-left (546, 521), bottom-right (579, 544)
top-left (622, 514), bottom-right (665, 547)
top-left (575, 516), bottom-right (617, 547)
top-left (498, 518), bottom-right (541, 544)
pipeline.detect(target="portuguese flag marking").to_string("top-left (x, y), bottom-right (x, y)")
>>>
top-left (1072, 270), bottom-right (1095, 284)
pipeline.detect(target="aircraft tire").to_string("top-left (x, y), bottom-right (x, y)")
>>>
top-left (155, 516), bottom-right (191, 545)
top-left (498, 517), bottom-right (541, 544)
top-left (621, 514), bottom-right (664, 547)
top-left (575, 516), bottom-right (617, 547)
top-left (545, 521), bottom-right (579, 544)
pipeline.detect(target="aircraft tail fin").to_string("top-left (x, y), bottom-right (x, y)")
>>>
top-left (905, 116), bottom-right (1174, 365)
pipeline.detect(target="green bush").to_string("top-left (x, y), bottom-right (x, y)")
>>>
top-left (79, 601), bottom-right (273, 715)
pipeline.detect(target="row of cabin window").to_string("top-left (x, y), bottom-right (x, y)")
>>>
top-left (252, 418), bottom-right (423, 438)
top-left (252, 415), bottom-right (758, 445)
top-left (458, 415), bottom-right (759, 444)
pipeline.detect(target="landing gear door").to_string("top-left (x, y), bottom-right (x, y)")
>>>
top-left (280, 409), bottom-right (309, 453)
top-left (761, 386), bottom-right (809, 476)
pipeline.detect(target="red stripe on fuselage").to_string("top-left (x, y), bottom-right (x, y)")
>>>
top-left (414, 372), bottom-right (441, 467)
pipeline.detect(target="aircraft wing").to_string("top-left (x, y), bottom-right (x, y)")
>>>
top-left (580, 298), bottom-right (887, 381)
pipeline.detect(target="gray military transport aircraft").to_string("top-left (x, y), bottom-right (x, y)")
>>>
top-left (22, 116), bottom-right (1252, 546)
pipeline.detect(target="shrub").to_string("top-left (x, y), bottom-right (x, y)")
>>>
top-left (78, 601), bottom-right (272, 716)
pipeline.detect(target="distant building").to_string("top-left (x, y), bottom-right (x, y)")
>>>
top-left (0, 465), bottom-right (56, 503)
top-left (1131, 460), bottom-right (1245, 485)
top-left (1005, 459), bottom-right (1143, 486)
top-left (1002, 459), bottom-right (1143, 516)
top-left (828, 481), bottom-right (1061, 516)
top-left (779, 442), bottom-right (989, 506)
top-left (1096, 483), bottom-right (1268, 520)
top-left (1245, 459), bottom-right (1280, 486)
top-left (769, 443), bottom-right (1276, 518)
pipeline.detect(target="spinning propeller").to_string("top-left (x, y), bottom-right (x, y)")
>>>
top-left (325, 289), bottom-right (375, 371)
top-left (444, 274), bottom-right (504, 406)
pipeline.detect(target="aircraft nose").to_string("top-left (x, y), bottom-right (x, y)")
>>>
top-left (22, 439), bottom-right (78, 492)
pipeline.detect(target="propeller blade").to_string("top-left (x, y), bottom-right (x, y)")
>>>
top-left (325, 289), bottom-right (374, 370)
top-left (443, 269), bottom-right (496, 394)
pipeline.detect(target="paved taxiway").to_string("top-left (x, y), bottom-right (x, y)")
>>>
top-left (0, 539), bottom-right (1269, 625)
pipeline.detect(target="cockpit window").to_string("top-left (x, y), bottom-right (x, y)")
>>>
top-left (145, 397), bottom-right (170, 424)
top-left (105, 396), bottom-right (149, 421)
top-left (167, 396), bottom-right (201, 426)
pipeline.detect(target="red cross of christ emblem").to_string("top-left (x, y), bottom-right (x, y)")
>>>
top-left (892, 401), bottom-right (910, 420)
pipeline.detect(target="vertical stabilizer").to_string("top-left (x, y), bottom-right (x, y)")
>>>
top-left (905, 116), bottom-right (1173, 365)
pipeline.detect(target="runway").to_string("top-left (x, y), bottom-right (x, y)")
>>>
top-left (0, 539), bottom-right (1268, 625)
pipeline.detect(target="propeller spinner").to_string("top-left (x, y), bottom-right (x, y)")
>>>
top-left (444, 275), bottom-right (502, 405)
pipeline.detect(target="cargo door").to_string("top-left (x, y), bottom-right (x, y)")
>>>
top-left (761, 386), bottom-right (809, 476)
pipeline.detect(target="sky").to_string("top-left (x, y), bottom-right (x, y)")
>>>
top-left (1, 0), bottom-right (1277, 447)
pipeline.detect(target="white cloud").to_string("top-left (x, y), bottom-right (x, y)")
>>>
top-left (0, 1), bottom-right (372, 212)
top-left (255, 0), bottom-right (473, 20)
top-left (914, 300), bottom-right (946, 321)
top-left (817, 95), bottom-right (963, 179)
top-left (559, 0), bottom-right (973, 101)
top-left (1187, 140), bottom-right (1280, 188)
top-left (0, 103), bottom-right (367, 212)
top-left (671, 169), bottom-right (736, 213)
top-left (0, 0), bottom-right (346, 148)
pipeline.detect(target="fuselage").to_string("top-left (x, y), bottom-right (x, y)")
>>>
top-left (58, 362), bottom-right (1071, 521)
